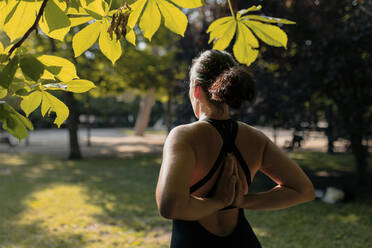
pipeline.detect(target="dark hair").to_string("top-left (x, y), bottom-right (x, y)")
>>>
top-left (189, 50), bottom-right (256, 109)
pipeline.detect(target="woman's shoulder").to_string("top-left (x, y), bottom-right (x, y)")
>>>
top-left (169, 120), bottom-right (269, 144)
top-left (168, 121), bottom-right (211, 138)
top-left (166, 122), bottom-right (204, 143)
top-left (237, 121), bottom-right (270, 144)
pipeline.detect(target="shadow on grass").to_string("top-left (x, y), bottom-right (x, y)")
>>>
top-left (0, 153), bottom-right (170, 248)
top-left (247, 151), bottom-right (372, 248)
top-left (0, 155), bottom-right (87, 247)
top-left (1, 151), bottom-right (371, 248)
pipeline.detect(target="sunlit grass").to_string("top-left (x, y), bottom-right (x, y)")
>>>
top-left (0, 154), bottom-right (169, 248)
top-left (248, 200), bottom-right (372, 248)
top-left (0, 152), bottom-right (371, 247)
top-left (287, 151), bottom-right (372, 172)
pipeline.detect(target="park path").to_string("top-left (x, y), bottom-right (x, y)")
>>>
top-left (0, 128), bottom-right (165, 158)
top-left (0, 127), bottom-right (347, 158)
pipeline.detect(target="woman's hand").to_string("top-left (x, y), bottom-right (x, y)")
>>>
top-left (232, 176), bottom-right (246, 208)
top-left (229, 155), bottom-right (248, 208)
top-left (211, 153), bottom-right (237, 207)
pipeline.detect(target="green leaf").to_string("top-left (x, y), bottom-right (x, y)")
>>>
top-left (44, 0), bottom-right (71, 32)
top-left (3, 0), bottom-right (42, 42)
top-left (126, 28), bottom-right (136, 46)
top-left (20, 55), bottom-right (45, 82)
top-left (64, 79), bottom-right (96, 93)
top-left (0, 102), bottom-right (33, 140)
top-left (41, 91), bottom-right (69, 128)
top-left (243, 20), bottom-right (288, 48)
top-left (82, 0), bottom-right (106, 19)
top-left (207, 16), bottom-right (234, 33)
top-left (233, 22), bottom-right (259, 66)
top-left (128, 0), bottom-right (147, 28)
top-left (0, 56), bottom-right (19, 89)
top-left (0, 0), bottom-right (17, 29)
top-left (15, 88), bottom-right (28, 96)
top-left (37, 55), bottom-right (78, 81)
top-left (20, 90), bottom-right (42, 117)
top-left (67, 6), bottom-right (94, 26)
top-left (170, 0), bottom-right (204, 8)
top-left (156, 0), bottom-right (188, 36)
top-left (237, 22), bottom-right (258, 48)
top-left (242, 15), bottom-right (296, 24)
top-left (0, 87), bottom-right (7, 98)
top-left (39, 0), bottom-right (71, 41)
top-left (72, 20), bottom-right (102, 57)
top-left (237, 5), bottom-right (262, 18)
top-left (139, 0), bottom-right (161, 40)
top-left (69, 16), bottom-right (95, 27)
top-left (99, 19), bottom-right (122, 64)
top-left (208, 18), bottom-right (235, 43)
top-left (212, 20), bottom-right (236, 50)
top-left (8, 80), bottom-right (28, 94)
top-left (0, 54), bottom-right (8, 64)
top-left (208, 17), bottom-right (258, 51)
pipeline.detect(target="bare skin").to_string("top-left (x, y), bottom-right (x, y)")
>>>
top-left (155, 82), bottom-right (315, 237)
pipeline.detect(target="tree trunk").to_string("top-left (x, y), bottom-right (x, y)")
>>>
top-left (65, 92), bottom-right (82, 159)
top-left (325, 105), bottom-right (335, 154)
top-left (50, 37), bottom-right (82, 159)
top-left (86, 93), bottom-right (92, 147)
top-left (350, 132), bottom-right (368, 185)
top-left (134, 88), bottom-right (155, 136)
top-left (166, 89), bottom-right (172, 134)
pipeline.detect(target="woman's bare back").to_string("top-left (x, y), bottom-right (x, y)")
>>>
top-left (183, 120), bottom-right (267, 236)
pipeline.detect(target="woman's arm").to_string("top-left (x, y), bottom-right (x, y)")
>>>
top-left (238, 136), bottom-right (315, 210)
top-left (156, 126), bottom-right (236, 220)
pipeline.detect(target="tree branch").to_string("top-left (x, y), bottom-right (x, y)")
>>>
top-left (7, 0), bottom-right (49, 58)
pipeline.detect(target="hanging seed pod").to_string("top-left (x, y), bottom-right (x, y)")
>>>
top-left (115, 13), bottom-right (123, 40)
top-left (120, 8), bottom-right (130, 38)
top-left (108, 2), bottom-right (132, 41)
top-left (108, 12), bottom-right (118, 40)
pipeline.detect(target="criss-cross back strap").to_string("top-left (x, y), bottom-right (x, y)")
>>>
top-left (189, 119), bottom-right (251, 195)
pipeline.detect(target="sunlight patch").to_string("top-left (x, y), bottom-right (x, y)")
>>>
top-left (253, 227), bottom-right (270, 237)
top-left (328, 213), bottom-right (359, 224)
top-left (0, 154), bottom-right (26, 166)
top-left (19, 184), bottom-right (103, 228)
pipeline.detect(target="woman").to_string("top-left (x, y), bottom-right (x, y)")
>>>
top-left (156, 50), bottom-right (315, 248)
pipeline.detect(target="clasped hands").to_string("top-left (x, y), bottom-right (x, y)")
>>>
top-left (212, 153), bottom-right (249, 209)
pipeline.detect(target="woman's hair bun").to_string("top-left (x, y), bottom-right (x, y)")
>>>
top-left (208, 65), bottom-right (257, 109)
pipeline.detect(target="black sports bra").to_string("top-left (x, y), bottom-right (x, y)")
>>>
top-left (189, 118), bottom-right (252, 210)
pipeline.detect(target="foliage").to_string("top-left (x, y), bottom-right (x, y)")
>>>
top-left (207, 3), bottom-right (295, 66)
top-left (246, 0), bottom-right (372, 182)
top-left (0, 0), bottom-right (294, 140)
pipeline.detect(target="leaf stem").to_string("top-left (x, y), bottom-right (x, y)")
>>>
top-left (227, 0), bottom-right (235, 19)
top-left (108, 0), bottom-right (113, 14)
top-left (8, 0), bottom-right (49, 58)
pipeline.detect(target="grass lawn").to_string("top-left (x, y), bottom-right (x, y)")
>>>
top-left (0, 152), bottom-right (371, 248)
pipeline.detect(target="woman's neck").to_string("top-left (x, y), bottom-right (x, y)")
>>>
top-left (198, 104), bottom-right (230, 120)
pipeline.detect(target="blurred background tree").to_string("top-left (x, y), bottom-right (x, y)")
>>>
top-left (0, 0), bottom-right (370, 184)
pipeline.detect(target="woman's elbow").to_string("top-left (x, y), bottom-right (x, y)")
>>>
top-left (301, 182), bottom-right (316, 202)
top-left (158, 202), bottom-right (176, 219)
top-left (157, 198), bottom-right (186, 219)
